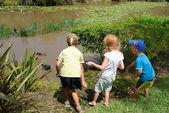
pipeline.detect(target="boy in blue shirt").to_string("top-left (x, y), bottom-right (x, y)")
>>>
top-left (125, 40), bottom-right (155, 100)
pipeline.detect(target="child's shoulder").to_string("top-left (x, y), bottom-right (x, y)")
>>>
top-left (105, 51), bottom-right (124, 58)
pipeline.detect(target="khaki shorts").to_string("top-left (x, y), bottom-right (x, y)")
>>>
top-left (95, 78), bottom-right (113, 93)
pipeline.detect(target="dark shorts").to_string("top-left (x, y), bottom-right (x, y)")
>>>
top-left (136, 78), bottom-right (154, 89)
top-left (59, 75), bottom-right (82, 90)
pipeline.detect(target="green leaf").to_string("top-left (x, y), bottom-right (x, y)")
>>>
top-left (0, 92), bottom-right (23, 106)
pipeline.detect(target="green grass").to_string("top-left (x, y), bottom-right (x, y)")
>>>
top-left (85, 75), bottom-right (169, 113)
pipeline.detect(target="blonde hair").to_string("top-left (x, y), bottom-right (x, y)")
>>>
top-left (67, 33), bottom-right (79, 45)
top-left (103, 35), bottom-right (120, 50)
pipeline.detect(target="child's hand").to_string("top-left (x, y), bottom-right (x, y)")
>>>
top-left (124, 68), bottom-right (129, 75)
top-left (56, 73), bottom-right (60, 77)
top-left (86, 61), bottom-right (93, 66)
top-left (131, 74), bottom-right (136, 79)
top-left (82, 81), bottom-right (87, 88)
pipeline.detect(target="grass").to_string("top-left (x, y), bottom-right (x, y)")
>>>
top-left (85, 75), bottom-right (169, 113)
top-left (20, 71), bottom-right (169, 113)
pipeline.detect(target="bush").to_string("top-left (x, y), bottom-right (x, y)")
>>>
top-left (31, 0), bottom-right (72, 6)
top-left (72, 15), bottom-right (169, 64)
top-left (3, 0), bottom-right (19, 6)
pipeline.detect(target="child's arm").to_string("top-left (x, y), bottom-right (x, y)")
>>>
top-left (80, 63), bottom-right (87, 88)
top-left (119, 60), bottom-right (125, 70)
top-left (86, 57), bottom-right (108, 70)
top-left (56, 60), bottom-right (61, 77)
top-left (125, 61), bottom-right (135, 74)
top-left (132, 69), bottom-right (142, 78)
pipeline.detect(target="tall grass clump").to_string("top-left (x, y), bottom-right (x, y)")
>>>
top-left (42, 18), bottom-right (75, 34)
top-left (19, 22), bottom-right (39, 37)
top-left (0, 44), bottom-right (50, 112)
top-left (0, 24), bottom-right (14, 38)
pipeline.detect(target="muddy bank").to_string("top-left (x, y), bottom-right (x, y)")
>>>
top-left (146, 6), bottom-right (169, 16)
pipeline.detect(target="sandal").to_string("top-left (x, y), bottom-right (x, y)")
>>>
top-left (76, 106), bottom-right (82, 113)
top-left (64, 101), bottom-right (70, 107)
top-left (88, 101), bottom-right (96, 106)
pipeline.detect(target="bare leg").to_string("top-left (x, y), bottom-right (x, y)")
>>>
top-left (132, 89), bottom-right (140, 100)
top-left (70, 90), bottom-right (81, 109)
top-left (144, 88), bottom-right (149, 98)
top-left (93, 92), bottom-right (99, 103)
top-left (104, 91), bottom-right (109, 106)
top-left (89, 92), bottom-right (99, 106)
top-left (64, 87), bottom-right (69, 102)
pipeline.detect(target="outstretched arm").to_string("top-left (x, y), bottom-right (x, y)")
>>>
top-left (125, 61), bottom-right (135, 74)
top-left (86, 57), bottom-right (108, 71)
top-left (56, 60), bottom-right (61, 77)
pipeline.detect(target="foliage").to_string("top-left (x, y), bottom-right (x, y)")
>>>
top-left (2, 0), bottom-right (19, 6)
top-left (10, 48), bottom-right (50, 92)
top-left (0, 44), bottom-right (50, 112)
top-left (72, 15), bottom-right (169, 64)
top-left (42, 18), bottom-right (75, 34)
top-left (0, 24), bottom-right (14, 38)
top-left (18, 0), bottom-right (73, 6)
top-left (73, 2), bottom-right (168, 25)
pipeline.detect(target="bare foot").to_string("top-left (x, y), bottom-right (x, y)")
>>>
top-left (89, 101), bottom-right (96, 106)
top-left (129, 98), bottom-right (136, 101)
top-left (100, 100), bottom-right (108, 106)
top-left (145, 95), bottom-right (149, 98)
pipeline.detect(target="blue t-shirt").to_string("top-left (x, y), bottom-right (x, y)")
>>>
top-left (135, 53), bottom-right (155, 81)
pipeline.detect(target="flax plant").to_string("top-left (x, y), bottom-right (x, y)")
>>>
top-left (0, 44), bottom-right (50, 112)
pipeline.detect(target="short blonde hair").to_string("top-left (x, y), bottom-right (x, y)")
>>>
top-left (67, 33), bottom-right (79, 45)
top-left (103, 35), bottom-right (120, 50)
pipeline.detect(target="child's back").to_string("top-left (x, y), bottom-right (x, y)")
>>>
top-left (100, 51), bottom-right (124, 81)
top-left (87, 35), bottom-right (124, 106)
top-left (58, 46), bottom-right (83, 78)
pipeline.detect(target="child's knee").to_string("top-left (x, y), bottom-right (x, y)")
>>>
top-left (69, 89), bottom-right (76, 94)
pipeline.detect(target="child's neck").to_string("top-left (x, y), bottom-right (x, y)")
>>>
top-left (108, 48), bottom-right (119, 52)
top-left (136, 51), bottom-right (143, 56)
top-left (68, 44), bottom-right (76, 47)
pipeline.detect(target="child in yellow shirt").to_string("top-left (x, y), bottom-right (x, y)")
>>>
top-left (56, 33), bottom-right (87, 113)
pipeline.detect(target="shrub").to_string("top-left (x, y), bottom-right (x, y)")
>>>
top-left (72, 15), bottom-right (169, 64)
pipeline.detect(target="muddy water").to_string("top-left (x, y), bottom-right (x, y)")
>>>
top-left (0, 10), bottom-right (77, 29)
top-left (0, 31), bottom-right (99, 80)
top-left (0, 32), bottom-right (68, 81)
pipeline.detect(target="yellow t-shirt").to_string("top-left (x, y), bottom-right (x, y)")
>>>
top-left (57, 46), bottom-right (84, 78)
